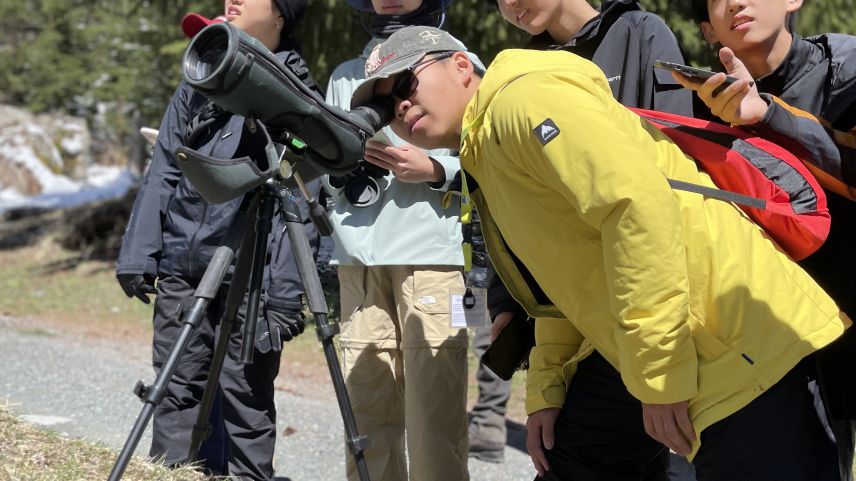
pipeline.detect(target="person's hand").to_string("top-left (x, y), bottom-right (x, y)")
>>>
top-left (641, 400), bottom-right (696, 457)
top-left (117, 273), bottom-right (157, 304)
top-left (267, 309), bottom-right (305, 341)
top-left (491, 311), bottom-right (514, 342)
top-left (671, 47), bottom-right (768, 126)
top-left (256, 309), bottom-right (306, 353)
top-left (526, 407), bottom-right (560, 477)
top-left (363, 140), bottom-right (444, 184)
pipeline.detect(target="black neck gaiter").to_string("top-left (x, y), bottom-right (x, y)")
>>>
top-left (367, 1), bottom-right (445, 39)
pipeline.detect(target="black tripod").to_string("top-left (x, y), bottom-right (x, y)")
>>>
top-left (108, 171), bottom-right (371, 480)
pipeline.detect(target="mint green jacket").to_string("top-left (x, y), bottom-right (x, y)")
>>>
top-left (323, 39), bottom-right (482, 266)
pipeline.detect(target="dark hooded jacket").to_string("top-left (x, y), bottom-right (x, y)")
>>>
top-left (740, 33), bottom-right (856, 421)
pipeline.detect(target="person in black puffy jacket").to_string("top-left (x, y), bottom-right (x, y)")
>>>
top-left (115, 2), bottom-right (321, 479)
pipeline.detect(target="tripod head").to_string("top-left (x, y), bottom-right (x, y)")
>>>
top-left (175, 22), bottom-right (393, 206)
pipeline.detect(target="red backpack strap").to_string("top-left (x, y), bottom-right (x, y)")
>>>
top-left (629, 107), bottom-right (830, 260)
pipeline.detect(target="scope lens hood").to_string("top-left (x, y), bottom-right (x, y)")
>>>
top-left (183, 23), bottom-right (238, 94)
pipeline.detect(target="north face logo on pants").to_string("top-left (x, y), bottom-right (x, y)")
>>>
top-left (534, 118), bottom-right (560, 145)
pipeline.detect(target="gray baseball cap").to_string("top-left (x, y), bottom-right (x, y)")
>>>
top-left (351, 26), bottom-right (470, 109)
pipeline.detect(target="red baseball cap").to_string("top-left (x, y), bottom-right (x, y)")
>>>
top-left (181, 13), bottom-right (227, 39)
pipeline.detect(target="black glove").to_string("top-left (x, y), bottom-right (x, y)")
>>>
top-left (255, 309), bottom-right (305, 353)
top-left (117, 273), bottom-right (157, 304)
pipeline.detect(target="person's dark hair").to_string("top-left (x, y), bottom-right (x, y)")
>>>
top-left (690, 0), bottom-right (709, 23)
top-left (273, 0), bottom-right (308, 51)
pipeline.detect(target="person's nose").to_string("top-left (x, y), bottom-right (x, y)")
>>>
top-left (396, 99), bottom-right (410, 120)
top-left (497, 0), bottom-right (518, 15)
top-left (726, 0), bottom-right (747, 13)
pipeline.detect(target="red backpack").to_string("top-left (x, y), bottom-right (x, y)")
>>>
top-left (630, 108), bottom-right (830, 261)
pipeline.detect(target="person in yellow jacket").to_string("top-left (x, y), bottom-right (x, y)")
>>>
top-left (350, 26), bottom-right (851, 480)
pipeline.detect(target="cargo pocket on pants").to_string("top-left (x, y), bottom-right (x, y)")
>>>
top-left (409, 268), bottom-right (466, 347)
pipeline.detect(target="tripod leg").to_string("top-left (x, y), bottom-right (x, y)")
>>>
top-left (187, 191), bottom-right (276, 461)
top-left (279, 192), bottom-right (372, 481)
top-left (109, 193), bottom-right (262, 481)
top-left (241, 189), bottom-right (276, 364)
top-left (108, 247), bottom-right (239, 481)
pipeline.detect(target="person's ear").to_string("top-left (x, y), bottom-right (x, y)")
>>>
top-left (786, 0), bottom-right (803, 13)
top-left (700, 21), bottom-right (719, 45)
top-left (451, 51), bottom-right (474, 86)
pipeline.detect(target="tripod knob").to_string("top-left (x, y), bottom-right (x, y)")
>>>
top-left (133, 380), bottom-right (149, 401)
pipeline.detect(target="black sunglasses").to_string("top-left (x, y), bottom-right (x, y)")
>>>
top-left (390, 51), bottom-right (456, 100)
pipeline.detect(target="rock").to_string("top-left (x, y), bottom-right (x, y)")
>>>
top-left (0, 104), bottom-right (94, 196)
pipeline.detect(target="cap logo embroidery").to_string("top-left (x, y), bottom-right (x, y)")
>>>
top-left (534, 118), bottom-right (560, 145)
top-left (365, 45), bottom-right (397, 77)
top-left (420, 30), bottom-right (441, 45)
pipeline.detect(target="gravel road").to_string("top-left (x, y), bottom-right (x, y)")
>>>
top-left (0, 316), bottom-right (536, 480)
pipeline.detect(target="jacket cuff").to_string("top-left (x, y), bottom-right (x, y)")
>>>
top-left (525, 343), bottom-right (570, 414)
top-left (525, 385), bottom-right (566, 415)
top-left (265, 295), bottom-right (303, 314)
top-left (116, 259), bottom-right (158, 277)
top-left (428, 155), bottom-right (460, 191)
top-left (745, 93), bottom-right (778, 130)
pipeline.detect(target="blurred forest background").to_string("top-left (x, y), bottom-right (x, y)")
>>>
top-left (1, 0), bottom-right (853, 164)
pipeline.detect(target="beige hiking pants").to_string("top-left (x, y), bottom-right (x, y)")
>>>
top-left (338, 265), bottom-right (469, 481)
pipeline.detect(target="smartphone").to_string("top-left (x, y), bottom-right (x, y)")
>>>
top-left (369, 129), bottom-right (393, 146)
top-left (655, 60), bottom-right (751, 95)
top-left (481, 314), bottom-right (535, 381)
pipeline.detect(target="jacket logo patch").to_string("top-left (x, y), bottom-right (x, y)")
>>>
top-left (534, 118), bottom-right (560, 145)
top-left (418, 295), bottom-right (437, 305)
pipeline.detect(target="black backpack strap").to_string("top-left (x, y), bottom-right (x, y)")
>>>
top-left (280, 49), bottom-right (324, 97)
top-left (667, 178), bottom-right (766, 210)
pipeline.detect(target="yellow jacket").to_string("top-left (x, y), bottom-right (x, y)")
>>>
top-left (459, 49), bottom-right (850, 457)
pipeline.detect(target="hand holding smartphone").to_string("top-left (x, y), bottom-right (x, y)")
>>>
top-left (655, 60), bottom-right (753, 96)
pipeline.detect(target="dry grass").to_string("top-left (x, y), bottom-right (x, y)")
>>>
top-left (0, 403), bottom-right (210, 481)
top-left (0, 237), bottom-right (153, 329)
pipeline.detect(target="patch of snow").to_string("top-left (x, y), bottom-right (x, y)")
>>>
top-left (0, 188), bottom-right (25, 202)
top-left (59, 133), bottom-right (86, 156)
top-left (0, 166), bottom-right (136, 215)
top-left (2, 138), bottom-right (77, 193)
